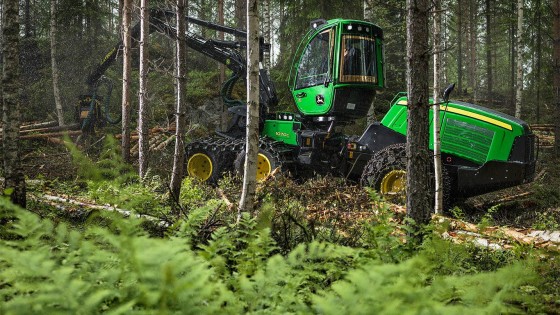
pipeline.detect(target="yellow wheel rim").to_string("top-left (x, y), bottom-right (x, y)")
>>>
top-left (187, 153), bottom-right (213, 181)
top-left (380, 170), bottom-right (406, 195)
top-left (256, 153), bottom-right (272, 181)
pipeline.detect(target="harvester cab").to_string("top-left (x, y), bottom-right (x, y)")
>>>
top-left (289, 19), bottom-right (384, 127)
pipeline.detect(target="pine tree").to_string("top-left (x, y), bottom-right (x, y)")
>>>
top-left (406, 0), bottom-right (431, 225)
top-left (2, 0), bottom-right (26, 207)
top-left (50, 0), bottom-right (65, 126)
top-left (170, 0), bottom-right (188, 207)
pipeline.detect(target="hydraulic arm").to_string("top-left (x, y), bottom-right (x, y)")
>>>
top-left (85, 8), bottom-right (276, 115)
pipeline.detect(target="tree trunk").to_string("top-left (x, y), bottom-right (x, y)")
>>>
top-left (263, 0), bottom-right (271, 69)
top-left (235, 0), bottom-right (246, 31)
top-left (457, 0), bottom-right (463, 95)
top-left (218, 0), bottom-right (228, 131)
top-left (433, 0), bottom-right (442, 214)
top-left (553, 0), bottom-right (560, 158)
top-left (485, 0), bottom-right (492, 99)
top-left (514, 0), bottom-right (523, 119)
top-left (364, 0), bottom-right (375, 124)
top-left (406, 0), bottom-right (431, 225)
top-left (121, 0), bottom-right (132, 163)
top-left (536, 0), bottom-right (542, 123)
top-left (170, 0), bottom-right (188, 205)
top-left (2, 0), bottom-right (26, 207)
top-left (50, 0), bottom-right (65, 127)
top-left (238, 0), bottom-right (259, 220)
top-left (138, 0), bottom-right (149, 178)
top-left (510, 1), bottom-right (516, 111)
top-left (468, 0), bottom-right (477, 101)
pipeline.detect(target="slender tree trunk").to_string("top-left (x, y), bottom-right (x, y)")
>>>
top-left (515, 0), bottom-right (523, 119)
top-left (433, 0), bottom-right (442, 214)
top-left (235, 0), bottom-right (246, 31)
top-left (457, 0), bottom-right (463, 95)
top-left (406, 0), bottom-right (431, 225)
top-left (485, 0), bottom-right (492, 99)
top-left (468, 0), bottom-right (476, 101)
top-left (50, 0), bottom-right (65, 127)
top-left (510, 1), bottom-right (516, 111)
top-left (553, 0), bottom-right (560, 158)
top-left (121, 0), bottom-right (132, 163)
top-left (536, 0), bottom-right (542, 123)
top-left (364, 0), bottom-right (375, 124)
top-left (218, 0), bottom-right (228, 131)
top-left (170, 0), bottom-right (188, 204)
top-left (238, 0), bottom-right (259, 220)
top-left (263, 0), bottom-right (271, 69)
top-left (138, 0), bottom-right (149, 178)
top-left (2, 0), bottom-right (26, 207)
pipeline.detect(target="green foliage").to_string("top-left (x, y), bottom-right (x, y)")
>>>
top-left (0, 203), bottom-right (236, 314)
top-left (1, 196), bottom-right (554, 314)
top-left (65, 136), bottom-right (171, 217)
top-left (312, 256), bottom-right (536, 315)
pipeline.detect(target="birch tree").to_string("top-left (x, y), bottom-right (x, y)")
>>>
top-left (50, 0), bottom-right (65, 126)
top-left (121, 0), bottom-right (132, 163)
top-left (406, 0), bottom-right (431, 225)
top-left (238, 0), bottom-right (259, 220)
top-left (170, 0), bottom-right (187, 204)
top-left (2, 0), bottom-right (26, 207)
top-left (514, 0), bottom-right (523, 119)
top-left (433, 0), bottom-right (443, 214)
top-left (138, 0), bottom-right (149, 178)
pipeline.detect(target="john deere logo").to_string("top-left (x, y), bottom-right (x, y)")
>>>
top-left (275, 132), bottom-right (289, 138)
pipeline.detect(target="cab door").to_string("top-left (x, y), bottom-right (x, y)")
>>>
top-left (291, 27), bottom-right (335, 116)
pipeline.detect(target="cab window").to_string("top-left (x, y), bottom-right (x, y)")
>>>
top-left (295, 29), bottom-right (333, 89)
top-left (340, 35), bottom-right (377, 83)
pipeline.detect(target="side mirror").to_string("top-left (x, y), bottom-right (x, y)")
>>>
top-left (442, 83), bottom-right (455, 102)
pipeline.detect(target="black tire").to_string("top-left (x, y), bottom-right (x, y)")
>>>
top-left (361, 143), bottom-right (408, 204)
top-left (185, 147), bottom-right (224, 184)
top-left (360, 143), bottom-right (454, 210)
top-left (234, 140), bottom-right (283, 181)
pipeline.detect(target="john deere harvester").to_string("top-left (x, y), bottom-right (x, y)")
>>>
top-left (81, 9), bottom-right (537, 207)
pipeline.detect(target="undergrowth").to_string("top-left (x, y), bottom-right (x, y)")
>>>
top-left (6, 137), bottom-right (557, 313)
top-left (2, 196), bottom-right (555, 314)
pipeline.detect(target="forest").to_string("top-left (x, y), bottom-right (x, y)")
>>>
top-left (1, 0), bottom-right (560, 313)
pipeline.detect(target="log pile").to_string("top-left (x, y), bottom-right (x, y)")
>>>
top-left (126, 127), bottom-right (177, 158)
top-left (434, 215), bottom-right (560, 251)
top-left (2, 120), bottom-right (177, 156)
top-left (0, 121), bottom-right (82, 142)
top-left (531, 124), bottom-right (555, 149)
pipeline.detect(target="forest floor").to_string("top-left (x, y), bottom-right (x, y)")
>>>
top-left (18, 133), bottom-right (560, 246)
top-left (7, 133), bottom-right (560, 313)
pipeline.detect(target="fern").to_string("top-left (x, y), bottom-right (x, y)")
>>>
top-left (0, 205), bottom-right (236, 314)
top-left (312, 256), bottom-right (536, 315)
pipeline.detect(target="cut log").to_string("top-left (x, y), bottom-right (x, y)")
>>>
top-left (20, 130), bottom-right (82, 139)
top-left (30, 193), bottom-right (169, 227)
top-left (20, 120), bottom-right (58, 130)
top-left (19, 123), bottom-right (80, 135)
top-left (153, 134), bottom-right (176, 151)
